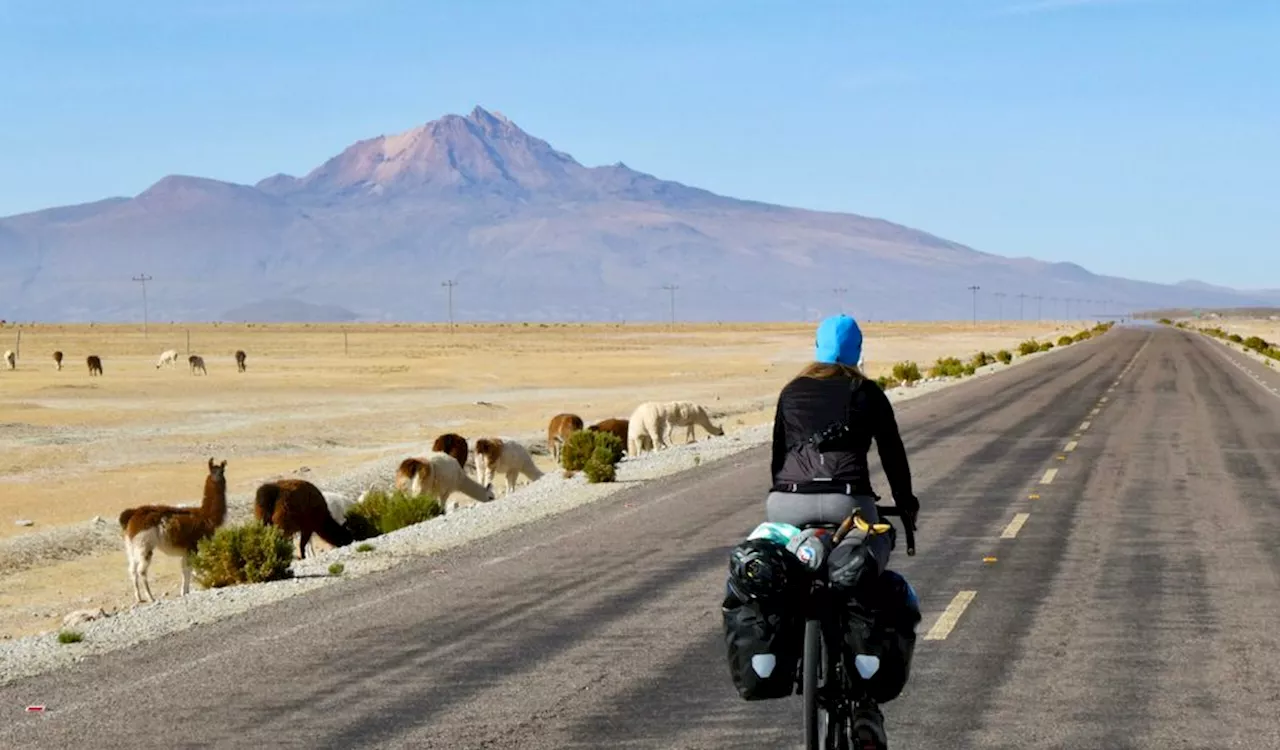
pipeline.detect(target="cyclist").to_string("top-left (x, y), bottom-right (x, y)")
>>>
top-left (766, 313), bottom-right (919, 747)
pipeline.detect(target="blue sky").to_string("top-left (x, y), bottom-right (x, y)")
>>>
top-left (1, 0), bottom-right (1276, 288)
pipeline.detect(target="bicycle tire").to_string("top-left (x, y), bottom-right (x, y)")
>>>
top-left (803, 618), bottom-right (821, 750)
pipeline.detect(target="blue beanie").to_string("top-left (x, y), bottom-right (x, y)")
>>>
top-left (815, 314), bottom-right (863, 366)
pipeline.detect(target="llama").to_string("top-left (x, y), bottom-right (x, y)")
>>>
top-left (254, 479), bottom-right (353, 560)
top-left (431, 432), bottom-right (469, 470)
top-left (52, 350), bottom-right (63, 371)
top-left (321, 490), bottom-right (361, 525)
top-left (473, 437), bottom-right (544, 496)
top-left (188, 354), bottom-right (207, 375)
top-left (118, 458), bottom-right (228, 603)
top-left (3, 350), bottom-right (14, 370)
top-left (627, 402), bottom-right (669, 456)
top-left (588, 418), bottom-right (630, 452)
top-left (547, 413), bottom-right (584, 464)
top-left (87, 355), bottom-right (103, 376)
top-left (235, 349), bottom-right (247, 373)
top-left (155, 349), bottom-right (178, 369)
top-left (394, 452), bottom-right (495, 513)
top-left (663, 400), bottom-right (725, 444)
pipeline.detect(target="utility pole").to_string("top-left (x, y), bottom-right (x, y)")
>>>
top-left (994, 292), bottom-right (1007, 321)
top-left (441, 279), bottom-right (457, 333)
top-left (967, 285), bottom-right (980, 326)
top-left (1017, 293), bottom-right (1028, 320)
top-left (1035, 295), bottom-right (1044, 322)
top-left (132, 274), bottom-right (153, 338)
top-left (833, 287), bottom-right (848, 314)
top-left (661, 283), bottom-right (679, 329)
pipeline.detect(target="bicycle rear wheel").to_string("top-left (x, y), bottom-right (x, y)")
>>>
top-left (803, 618), bottom-right (822, 750)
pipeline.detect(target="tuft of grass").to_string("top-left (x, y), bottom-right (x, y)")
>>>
top-left (996, 350), bottom-right (1013, 365)
top-left (962, 363), bottom-right (977, 377)
top-left (928, 357), bottom-right (965, 379)
top-left (1057, 335), bottom-right (1075, 347)
top-left (344, 488), bottom-right (442, 536)
top-left (191, 523), bottom-right (295, 589)
top-left (58, 629), bottom-right (83, 644)
top-left (1039, 341), bottom-right (1055, 352)
top-left (1018, 339), bottom-right (1041, 356)
top-left (328, 562), bottom-right (345, 576)
top-left (356, 543), bottom-right (375, 553)
top-left (875, 375), bottom-right (900, 390)
top-left (970, 351), bottom-right (996, 369)
top-left (891, 361), bottom-right (922, 385)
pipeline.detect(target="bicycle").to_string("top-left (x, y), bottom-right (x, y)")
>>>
top-left (796, 502), bottom-right (917, 750)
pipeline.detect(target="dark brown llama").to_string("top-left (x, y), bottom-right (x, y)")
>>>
top-left (118, 458), bottom-right (229, 603)
top-left (431, 432), bottom-right (469, 469)
top-left (188, 354), bottom-right (207, 375)
top-left (235, 349), bottom-right (247, 373)
top-left (588, 418), bottom-right (630, 452)
top-left (547, 413), bottom-right (584, 464)
top-left (86, 355), bottom-right (103, 376)
top-left (254, 478), bottom-right (353, 560)
top-left (52, 350), bottom-right (63, 371)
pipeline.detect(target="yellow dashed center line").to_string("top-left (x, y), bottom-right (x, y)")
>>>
top-left (923, 591), bottom-right (977, 641)
top-left (1000, 513), bottom-right (1030, 539)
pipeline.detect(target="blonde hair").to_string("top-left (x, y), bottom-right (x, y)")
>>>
top-left (796, 361), bottom-right (866, 384)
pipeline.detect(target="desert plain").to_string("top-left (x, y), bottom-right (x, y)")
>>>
top-left (0, 319), bottom-right (1086, 641)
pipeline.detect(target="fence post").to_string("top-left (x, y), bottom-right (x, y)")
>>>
top-left (344, 330), bottom-right (349, 357)
top-left (14, 329), bottom-right (20, 361)
top-left (186, 329), bottom-right (191, 356)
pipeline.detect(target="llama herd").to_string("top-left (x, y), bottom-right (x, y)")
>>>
top-left (0, 347), bottom-right (247, 376)
top-left (114, 399), bottom-right (726, 604)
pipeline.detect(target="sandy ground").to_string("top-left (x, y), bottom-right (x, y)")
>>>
top-left (1198, 318), bottom-right (1280, 344)
top-left (0, 320), bottom-right (1084, 640)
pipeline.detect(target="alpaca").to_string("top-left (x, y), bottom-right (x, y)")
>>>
top-left (473, 437), bottom-right (544, 496)
top-left (155, 349), bottom-right (178, 369)
top-left (3, 350), bottom-right (14, 370)
top-left (588, 418), bottom-right (630, 452)
top-left (235, 349), bottom-right (247, 373)
top-left (188, 354), bottom-right (207, 375)
top-left (394, 452), bottom-right (495, 513)
top-left (547, 413), bottom-right (584, 464)
top-left (321, 490), bottom-right (360, 525)
top-left (627, 402), bottom-right (669, 456)
top-left (431, 432), bottom-right (469, 471)
top-left (663, 400), bottom-right (725, 444)
top-left (255, 479), bottom-right (353, 560)
top-left (118, 458), bottom-right (228, 603)
top-left (87, 355), bottom-right (103, 376)
top-left (52, 350), bottom-right (63, 371)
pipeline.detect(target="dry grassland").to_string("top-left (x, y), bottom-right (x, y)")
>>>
top-left (0, 319), bottom-right (1083, 640)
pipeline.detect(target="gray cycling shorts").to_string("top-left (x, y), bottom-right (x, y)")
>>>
top-left (765, 491), bottom-right (880, 528)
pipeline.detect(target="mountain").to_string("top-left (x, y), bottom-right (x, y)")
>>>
top-left (221, 298), bottom-right (359, 323)
top-left (2, 105), bottom-right (1277, 323)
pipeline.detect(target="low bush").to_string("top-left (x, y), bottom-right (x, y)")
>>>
top-left (970, 351), bottom-right (995, 368)
top-left (1243, 336), bottom-right (1272, 353)
top-left (1039, 341), bottom-right (1054, 352)
top-left (1228, 333), bottom-right (1244, 344)
top-left (1072, 330), bottom-right (1093, 343)
top-left (996, 350), bottom-right (1013, 365)
top-left (875, 375), bottom-right (900, 390)
top-left (356, 543), bottom-right (374, 553)
top-left (560, 430), bottom-right (596, 471)
top-left (1018, 339), bottom-right (1041, 356)
top-left (58, 630), bottom-right (83, 644)
top-left (1158, 318), bottom-right (1173, 326)
top-left (892, 361), bottom-right (922, 384)
top-left (1057, 335), bottom-right (1075, 347)
top-left (929, 357), bottom-right (965, 378)
top-left (328, 562), bottom-right (345, 576)
top-left (344, 488), bottom-right (442, 537)
top-left (962, 363), bottom-right (977, 376)
top-left (191, 523), bottom-right (295, 589)
top-left (583, 459), bottom-right (617, 483)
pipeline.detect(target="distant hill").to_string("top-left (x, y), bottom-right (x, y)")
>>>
top-left (2, 105), bottom-right (1278, 322)
top-left (220, 299), bottom-right (360, 323)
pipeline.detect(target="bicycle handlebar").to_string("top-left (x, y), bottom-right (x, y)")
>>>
top-left (832, 504), bottom-right (916, 556)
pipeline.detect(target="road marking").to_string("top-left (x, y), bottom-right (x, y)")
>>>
top-left (924, 591), bottom-right (977, 641)
top-left (1065, 440), bottom-right (1078, 452)
top-left (1079, 420), bottom-right (1091, 431)
top-left (1100, 396), bottom-right (1109, 403)
top-left (1090, 408), bottom-right (1101, 416)
top-left (1028, 493), bottom-right (1040, 500)
top-left (1001, 513), bottom-right (1030, 539)
top-left (1040, 468), bottom-right (1058, 484)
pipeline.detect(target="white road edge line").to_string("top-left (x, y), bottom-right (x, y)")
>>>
top-left (1079, 420), bottom-right (1091, 431)
top-left (1040, 468), bottom-right (1058, 484)
top-left (1064, 440), bottom-right (1078, 452)
top-left (923, 591), bottom-right (978, 641)
top-left (1100, 396), bottom-right (1109, 403)
top-left (1000, 513), bottom-right (1030, 539)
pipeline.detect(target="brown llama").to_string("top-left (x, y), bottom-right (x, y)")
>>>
top-left (86, 355), bottom-right (103, 376)
top-left (547, 413), bottom-right (584, 465)
top-left (588, 418), bottom-right (630, 452)
top-left (431, 432), bottom-right (469, 470)
top-left (254, 478), bottom-right (352, 560)
top-left (118, 458), bottom-right (228, 603)
top-left (235, 349), bottom-right (247, 373)
top-left (188, 354), bottom-right (207, 375)
top-left (53, 350), bottom-right (63, 371)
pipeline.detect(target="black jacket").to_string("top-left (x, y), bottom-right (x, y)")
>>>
top-left (769, 374), bottom-right (917, 514)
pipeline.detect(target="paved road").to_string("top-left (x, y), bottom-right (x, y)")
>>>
top-left (5, 325), bottom-right (1280, 749)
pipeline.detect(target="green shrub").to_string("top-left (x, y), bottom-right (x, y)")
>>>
top-left (1039, 341), bottom-right (1054, 352)
top-left (58, 630), bottom-right (83, 644)
top-left (191, 523), bottom-right (295, 589)
top-left (1243, 336), bottom-right (1271, 353)
top-left (929, 356), bottom-right (965, 378)
top-left (970, 351), bottom-right (995, 368)
top-left (875, 375), bottom-right (900, 390)
top-left (560, 430), bottom-right (597, 471)
top-left (1017, 339), bottom-right (1041, 356)
top-left (1072, 330), bottom-right (1093, 343)
top-left (1057, 335), bottom-right (1074, 347)
top-left (328, 562), bottom-right (345, 576)
top-left (344, 488), bottom-right (442, 536)
top-left (892, 361), bottom-right (922, 384)
top-left (590, 431), bottom-right (625, 466)
top-left (356, 543), bottom-right (374, 553)
top-left (1228, 334), bottom-right (1244, 344)
top-left (583, 458), bottom-right (617, 483)
top-left (996, 350), bottom-right (1013, 365)
top-left (962, 363), bottom-right (977, 376)
top-left (1158, 318), bottom-right (1173, 326)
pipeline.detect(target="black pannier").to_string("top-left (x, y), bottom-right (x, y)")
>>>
top-left (839, 568), bottom-right (921, 704)
top-left (722, 537), bottom-right (806, 700)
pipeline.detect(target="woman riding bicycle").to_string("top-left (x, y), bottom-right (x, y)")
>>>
top-left (767, 313), bottom-right (920, 747)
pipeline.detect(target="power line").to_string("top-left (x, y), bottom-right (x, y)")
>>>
top-left (967, 285), bottom-right (980, 326)
top-left (441, 279), bottom-right (457, 332)
top-left (132, 274), bottom-right (152, 338)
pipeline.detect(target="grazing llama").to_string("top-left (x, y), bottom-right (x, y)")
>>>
top-left (188, 354), bottom-right (207, 375)
top-left (321, 490), bottom-right (361, 525)
top-left (52, 350), bottom-right (63, 371)
top-left (431, 432), bottom-right (469, 470)
top-left (86, 355), bottom-right (103, 376)
top-left (118, 458), bottom-right (228, 603)
top-left (395, 452), bottom-right (495, 513)
top-left (254, 478), bottom-right (353, 560)
top-left (155, 349), bottom-right (178, 369)
top-left (588, 418), bottom-right (630, 452)
top-left (473, 437), bottom-right (544, 496)
top-left (627, 402), bottom-right (668, 456)
top-left (547, 413), bottom-right (584, 465)
top-left (663, 400), bottom-right (725, 444)
top-left (3, 350), bottom-right (14, 370)
top-left (235, 349), bottom-right (247, 373)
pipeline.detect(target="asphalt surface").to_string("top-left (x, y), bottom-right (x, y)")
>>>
top-left (5, 324), bottom-right (1280, 749)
